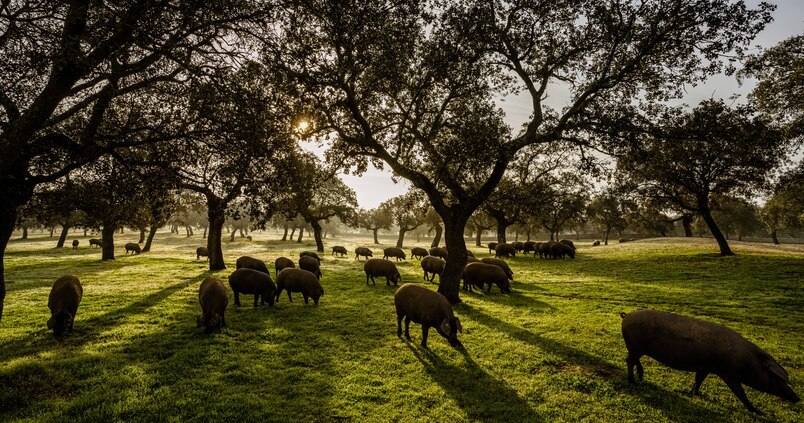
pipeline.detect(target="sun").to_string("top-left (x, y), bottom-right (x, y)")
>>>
top-left (294, 118), bottom-right (312, 134)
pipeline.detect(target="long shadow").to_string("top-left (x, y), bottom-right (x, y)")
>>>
top-left (406, 342), bottom-right (543, 421)
top-left (460, 304), bottom-right (728, 422)
top-left (0, 272), bottom-right (208, 361)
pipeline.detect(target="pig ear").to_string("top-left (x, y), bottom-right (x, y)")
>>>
top-left (765, 357), bottom-right (790, 382)
top-left (439, 319), bottom-right (451, 335)
top-left (455, 318), bottom-right (463, 333)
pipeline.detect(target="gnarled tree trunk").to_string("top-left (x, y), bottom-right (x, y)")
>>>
top-left (0, 201), bottom-right (21, 322)
top-left (396, 228), bottom-right (407, 248)
top-left (771, 229), bottom-right (780, 245)
top-left (142, 223), bottom-right (159, 252)
top-left (56, 225), bottom-right (70, 248)
top-left (682, 214), bottom-right (694, 237)
top-left (310, 220), bottom-right (324, 252)
top-left (296, 227), bottom-right (304, 242)
top-left (372, 228), bottom-right (379, 244)
top-left (496, 223), bottom-right (508, 244)
top-left (474, 225), bottom-right (482, 246)
top-left (430, 223), bottom-right (442, 248)
top-left (281, 225), bottom-right (288, 241)
top-left (101, 223), bottom-right (116, 260)
top-left (699, 204), bottom-right (734, 256)
top-left (138, 228), bottom-right (146, 244)
top-left (206, 197), bottom-right (227, 270)
top-left (438, 216), bottom-right (470, 304)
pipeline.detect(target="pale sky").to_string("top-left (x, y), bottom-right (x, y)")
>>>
top-left (334, 1), bottom-right (804, 209)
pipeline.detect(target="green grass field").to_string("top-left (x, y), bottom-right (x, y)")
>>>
top-left (1, 232), bottom-right (802, 422)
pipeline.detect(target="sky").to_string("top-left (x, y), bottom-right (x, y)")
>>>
top-left (333, 1), bottom-right (804, 209)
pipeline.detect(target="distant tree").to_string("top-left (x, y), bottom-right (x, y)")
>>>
top-left (468, 211), bottom-right (495, 247)
top-left (710, 196), bottom-right (762, 241)
top-left (381, 190), bottom-right (430, 248)
top-left (356, 208), bottom-right (393, 244)
top-left (269, 0), bottom-right (770, 303)
top-left (423, 209), bottom-right (443, 248)
top-left (538, 175), bottom-right (590, 241)
top-left (588, 191), bottom-right (630, 245)
top-left (277, 152), bottom-right (358, 252)
top-left (741, 34), bottom-right (804, 137)
top-left (615, 100), bottom-right (789, 256)
top-left (761, 164), bottom-right (804, 244)
top-left (73, 158), bottom-right (149, 260)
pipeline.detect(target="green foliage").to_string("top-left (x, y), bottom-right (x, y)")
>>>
top-left (1, 234), bottom-right (802, 421)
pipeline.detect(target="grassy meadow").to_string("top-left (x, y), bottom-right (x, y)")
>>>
top-left (0, 231), bottom-right (802, 422)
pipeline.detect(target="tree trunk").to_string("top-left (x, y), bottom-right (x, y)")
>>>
top-left (0, 202), bottom-right (21, 322)
top-left (49, 226), bottom-right (55, 238)
top-left (604, 227), bottom-right (610, 245)
top-left (138, 228), bottom-right (146, 244)
top-left (289, 227), bottom-right (296, 240)
top-left (771, 229), bottom-right (780, 245)
top-left (296, 227), bottom-right (304, 242)
top-left (438, 216), bottom-right (470, 304)
top-left (20, 225), bottom-right (28, 240)
top-left (83, 228), bottom-right (88, 236)
top-left (203, 226), bottom-right (207, 239)
top-left (310, 220), bottom-right (324, 252)
top-left (699, 205), bottom-right (734, 256)
top-left (143, 224), bottom-right (159, 252)
top-left (229, 227), bottom-right (236, 242)
top-left (496, 223), bottom-right (508, 244)
top-left (396, 228), bottom-right (406, 248)
top-left (239, 227), bottom-right (246, 238)
top-left (119, 227), bottom-right (124, 234)
top-left (526, 227), bottom-right (531, 241)
top-left (372, 228), bottom-right (379, 244)
top-left (682, 214), bottom-right (693, 237)
top-left (101, 224), bottom-right (116, 260)
top-left (282, 225), bottom-right (288, 241)
top-left (515, 230), bottom-right (519, 242)
top-left (431, 223), bottom-right (442, 248)
top-left (475, 225), bottom-right (482, 247)
top-left (56, 225), bottom-right (70, 248)
top-left (207, 198), bottom-right (227, 270)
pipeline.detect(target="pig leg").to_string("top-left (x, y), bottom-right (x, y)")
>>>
top-left (421, 325), bottom-right (429, 348)
top-left (234, 292), bottom-right (241, 307)
top-left (396, 314), bottom-right (403, 337)
top-left (365, 274), bottom-right (370, 285)
top-left (626, 353), bottom-right (642, 384)
top-left (287, 291), bottom-right (293, 302)
top-left (303, 294), bottom-right (309, 304)
top-left (404, 317), bottom-right (412, 340)
top-left (274, 288), bottom-right (282, 303)
top-left (690, 371), bottom-right (708, 396)
top-left (722, 377), bottom-right (762, 414)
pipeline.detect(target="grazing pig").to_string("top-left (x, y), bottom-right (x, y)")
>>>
top-left (420, 255), bottom-right (445, 283)
top-left (299, 255), bottom-right (322, 279)
top-left (197, 277), bottom-right (228, 333)
top-left (125, 242), bottom-right (141, 255)
top-left (196, 247), bottom-right (209, 261)
top-left (236, 256), bottom-right (270, 275)
top-left (592, 240), bottom-right (601, 246)
top-left (462, 262), bottom-right (511, 294)
top-left (487, 242), bottom-right (498, 254)
top-left (494, 243), bottom-right (516, 258)
top-left (228, 268), bottom-right (276, 307)
top-left (394, 284), bottom-right (462, 349)
top-left (383, 247), bottom-right (407, 261)
top-left (276, 268), bottom-right (324, 305)
top-left (411, 247), bottom-right (428, 260)
top-left (275, 257), bottom-right (295, 274)
top-left (364, 258), bottom-right (401, 287)
top-left (89, 238), bottom-right (102, 248)
top-left (71, 240), bottom-right (79, 249)
top-left (246, 235), bottom-right (252, 241)
top-left (331, 246), bottom-right (348, 257)
top-left (559, 239), bottom-right (576, 250)
top-left (354, 247), bottom-right (373, 261)
top-left (523, 241), bottom-right (536, 254)
top-left (480, 257), bottom-right (514, 281)
top-left (621, 309), bottom-right (800, 414)
top-left (550, 242), bottom-right (575, 259)
top-left (513, 241), bottom-right (525, 252)
top-left (47, 275), bottom-right (83, 337)
top-left (429, 247), bottom-right (448, 260)
top-left (299, 251), bottom-right (321, 262)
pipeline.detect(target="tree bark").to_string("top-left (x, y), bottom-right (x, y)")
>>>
top-left (771, 229), bottom-right (780, 245)
top-left (475, 225), bottom-right (482, 246)
top-left (296, 227), bottom-right (304, 242)
top-left (101, 223), bottom-right (116, 260)
top-left (20, 225), bottom-right (28, 240)
top-left (430, 223), bottom-right (442, 248)
top-left (682, 214), bottom-right (694, 237)
top-left (0, 202), bottom-right (21, 322)
top-left (281, 225), bottom-right (288, 241)
top-left (604, 227), bottom-right (610, 245)
top-left (206, 198), bottom-right (227, 270)
top-left (289, 227), bottom-right (296, 240)
top-left (372, 228), bottom-right (379, 244)
top-left (396, 228), bottom-right (407, 248)
top-left (310, 220), bottom-right (324, 252)
top-left (699, 205), bottom-right (734, 256)
top-left (56, 225), bottom-right (70, 248)
top-left (49, 226), bottom-right (55, 238)
top-left (438, 216), bottom-right (470, 304)
top-left (202, 226), bottom-right (207, 239)
top-left (142, 224), bottom-right (159, 252)
top-left (496, 223), bottom-right (508, 244)
top-left (138, 228), bottom-right (146, 244)
top-left (229, 227), bottom-right (236, 242)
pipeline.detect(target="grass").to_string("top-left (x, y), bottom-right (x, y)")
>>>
top-left (0, 232), bottom-right (802, 422)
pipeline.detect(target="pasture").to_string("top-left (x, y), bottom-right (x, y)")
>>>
top-left (1, 233), bottom-right (802, 422)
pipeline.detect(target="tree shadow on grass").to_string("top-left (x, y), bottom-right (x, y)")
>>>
top-left (405, 342), bottom-right (544, 421)
top-left (0, 272), bottom-right (208, 361)
top-left (459, 304), bottom-right (728, 422)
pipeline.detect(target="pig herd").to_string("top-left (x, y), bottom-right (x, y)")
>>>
top-left (42, 240), bottom-right (799, 415)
